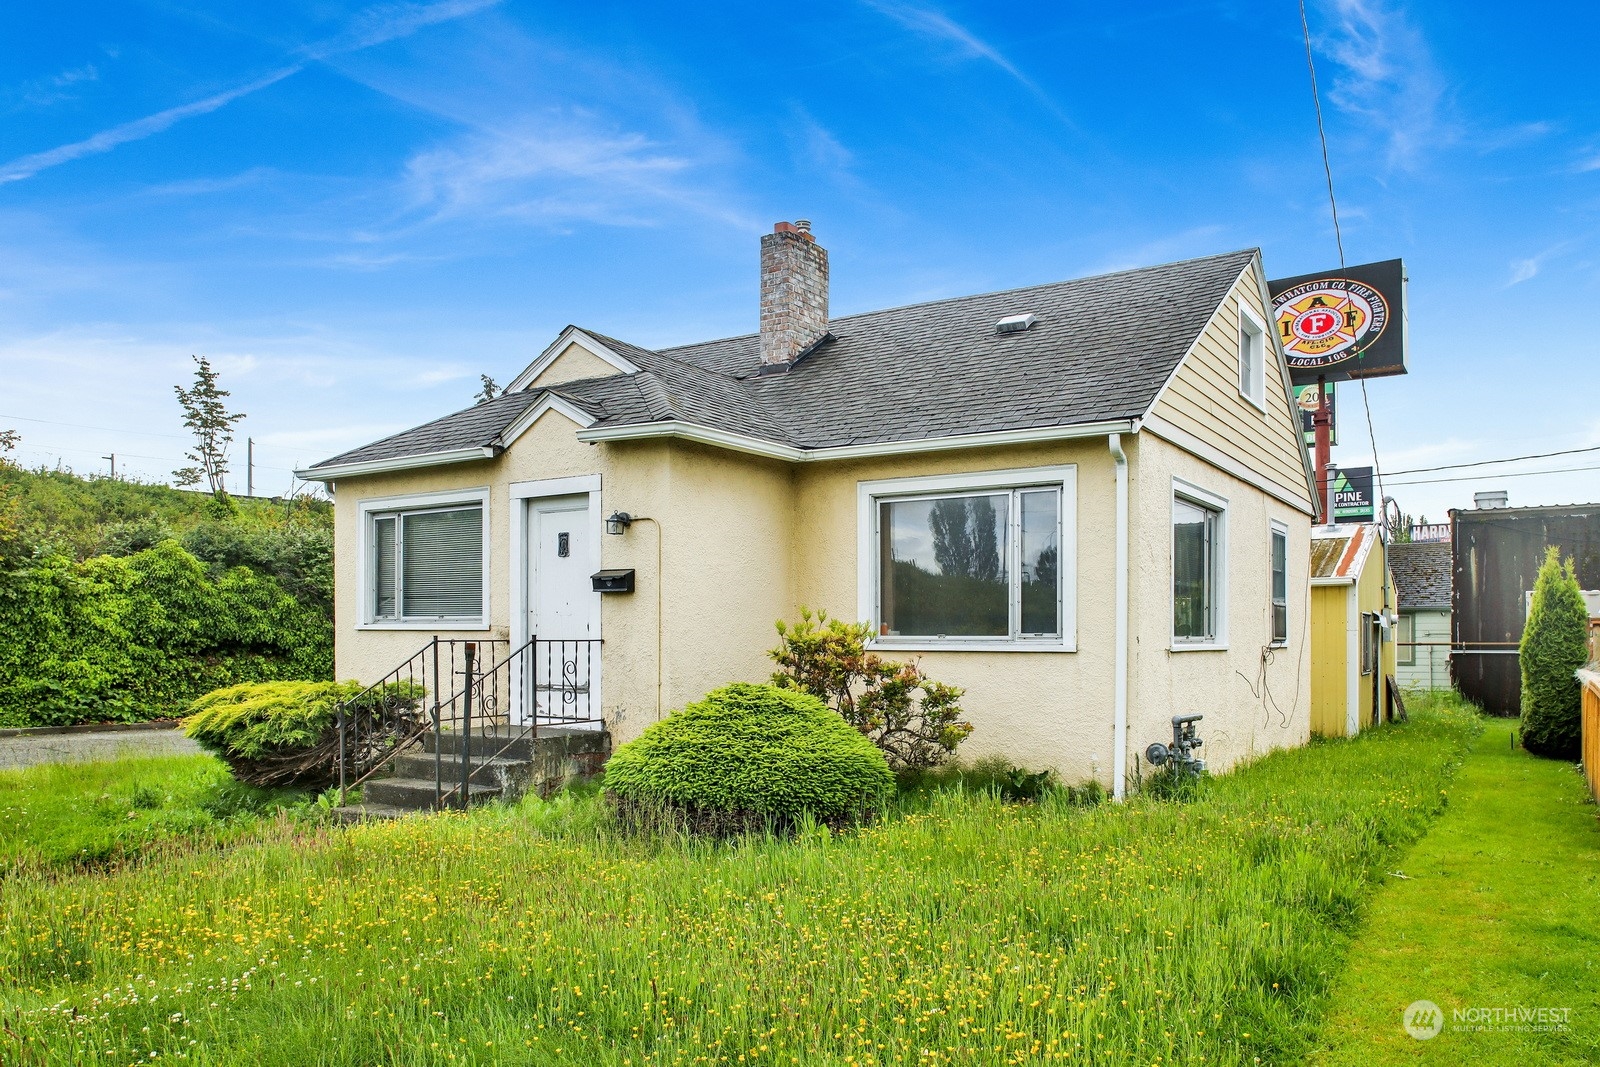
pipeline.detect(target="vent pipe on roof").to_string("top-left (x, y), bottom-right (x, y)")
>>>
top-left (1474, 490), bottom-right (1509, 510)
top-left (759, 221), bottom-right (829, 369)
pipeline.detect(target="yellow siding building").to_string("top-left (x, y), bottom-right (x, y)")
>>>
top-left (1310, 523), bottom-right (1400, 736)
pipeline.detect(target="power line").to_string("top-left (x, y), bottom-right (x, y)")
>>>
top-left (1382, 463), bottom-right (1600, 489)
top-left (1298, 0), bottom-right (1345, 266)
top-left (0, 412), bottom-right (188, 440)
top-left (1298, 0), bottom-right (1388, 521)
top-left (1385, 443), bottom-right (1600, 477)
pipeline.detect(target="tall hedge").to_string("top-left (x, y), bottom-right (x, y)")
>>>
top-left (1519, 546), bottom-right (1589, 759)
top-left (0, 540), bottom-right (331, 727)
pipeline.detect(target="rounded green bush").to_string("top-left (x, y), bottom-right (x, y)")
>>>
top-left (602, 682), bottom-right (894, 831)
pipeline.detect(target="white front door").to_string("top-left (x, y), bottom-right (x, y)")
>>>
top-left (525, 497), bottom-right (597, 723)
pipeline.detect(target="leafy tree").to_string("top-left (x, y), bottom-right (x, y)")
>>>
top-left (770, 608), bottom-right (972, 768)
top-left (173, 355), bottom-right (245, 495)
top-left (475, 374), bottom-right (501, 405)
top-left (0, 428), bottom-right (17, 455)
top-left (930, 496), bottom-right (1001, 580)
top-left (1519, 546), bottom-right (1589, 759)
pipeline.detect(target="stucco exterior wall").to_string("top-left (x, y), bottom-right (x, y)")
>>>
top-left (1128, 435), bottom-right (1312, 773)
top-left (1149, 267), bottom-right (1311, 501)
top-left (330, 409), bottom-right (795, 747)
top-left (790, 439), bottom-right (1118, 785)
top-left (527, 341), bottom-right (626, 388)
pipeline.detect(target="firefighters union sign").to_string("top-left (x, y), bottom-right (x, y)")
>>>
top-left (1268, 259), bottom-right (1407, 385)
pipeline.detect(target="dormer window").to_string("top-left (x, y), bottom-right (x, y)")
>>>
top-left (1238, 304), bottom-right (1267, 409)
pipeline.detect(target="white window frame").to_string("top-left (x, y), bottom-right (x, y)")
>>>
top-left (856, 465), bottom-right (1077, 652)
top-left (1238, 302), bottom-right (1268, 411)
top-left (1171, 478), bottom-right (1229, 651)
top-left (1269, 519), bottom-right (1290, 648)
top-left (356, 487), bottom-right (492, 630)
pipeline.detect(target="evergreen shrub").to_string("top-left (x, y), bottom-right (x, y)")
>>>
top-left (184, 679), bottom-right (423, 787)
top-left (1519, 546), bottom-right (1589, 759)
top-left (602, 682), bottom-right (894, 835)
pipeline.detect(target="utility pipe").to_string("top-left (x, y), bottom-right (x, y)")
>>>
top-left (1109, 433), bottom-right (1129, 801)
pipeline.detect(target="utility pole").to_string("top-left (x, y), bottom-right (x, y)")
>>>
top-left (102, 453), bottom-right (116, 480)
top-left (247, 437), bottom-right (254, 498)
top-left (1312, 375), bottom-right (1332, 524)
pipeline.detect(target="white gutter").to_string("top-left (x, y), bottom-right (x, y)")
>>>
top-left (1109, 432), bottom-right (1130, 801)
top-left (576, 418), bottom-right (1138, 463)
top-left (294, 445), bottom-right (498, 483)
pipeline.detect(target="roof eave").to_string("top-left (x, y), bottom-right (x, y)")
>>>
top-left (294, 445), bottom-right (500, 483)
top-left (574, 418), bottom-right (1140, 463)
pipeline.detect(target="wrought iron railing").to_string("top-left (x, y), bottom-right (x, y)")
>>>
top-left (334, 637), bottom-right (507, 797)
top-left (335, 636), bottom-right (602, 809)
top-left (433, 637), bottom-right (603, 809)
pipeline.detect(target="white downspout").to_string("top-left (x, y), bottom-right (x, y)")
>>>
top-left (1110, 433), bottom-right (1129, 800)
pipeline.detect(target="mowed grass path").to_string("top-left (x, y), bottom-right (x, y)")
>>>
top-left (2, 707), bottom-right (1478, 1067)
top-left (1310, 715), bottom-right (1600, 1065)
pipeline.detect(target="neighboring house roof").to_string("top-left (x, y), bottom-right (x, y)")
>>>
top-left (1311, 523), bottom-right (1381, 585)
top-left (1389, 540), bottom-right (1452, 611)
top-left (305, 248), bottom-right (1262, 475)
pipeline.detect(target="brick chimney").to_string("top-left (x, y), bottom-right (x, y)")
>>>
top-left (759, 220), bottom-right (828, 368)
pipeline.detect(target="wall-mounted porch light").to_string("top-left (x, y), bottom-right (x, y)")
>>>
top-left (605, 511), bottom-right (636, 535)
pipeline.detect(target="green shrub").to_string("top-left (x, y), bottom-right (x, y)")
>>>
top-left (0, 540), bottom-right (332, 727)
top-left (1520, 547), bottom-right (1590, 759)
top-left (602, 682), bottom-right (894, 834)
top-left (769, 608), bottom-right (973, 768)
top-left (183, 679), bottom-right (423, 787)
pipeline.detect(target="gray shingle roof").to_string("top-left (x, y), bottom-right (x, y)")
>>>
top-left (307, 249), bottom-right (1257, 471)
top-left (1389, 541), bottom-right (1453, 611)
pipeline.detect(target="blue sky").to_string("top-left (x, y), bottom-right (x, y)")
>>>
top-left (2, 0), bottom-right (1596, 520)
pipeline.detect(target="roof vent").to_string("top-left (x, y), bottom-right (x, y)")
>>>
top-left (995, 313), bottom-right (1037, 335)
top-left (1474, 490), bottom-right (1509, 510)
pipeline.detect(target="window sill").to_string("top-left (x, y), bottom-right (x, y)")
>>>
top-left (1170, 641), bottom-right (1228, 652)
top-left (356, 620), bottom-right (491, 632)
top-left (869, 639), bottom-right (1076, 654)
top-left (1238, 388), bottom-right (1268, 413)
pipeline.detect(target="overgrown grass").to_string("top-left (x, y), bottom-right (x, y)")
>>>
top-left (0, 704), bottom-right (1479, 1065)
top-left (0, 754), bottom-right (304, 873)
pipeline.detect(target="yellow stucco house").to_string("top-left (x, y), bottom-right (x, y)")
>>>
top-left (1309, 523), bottom-right (1400, 736)
top-left (299, 223), bottom-right (1319, 799)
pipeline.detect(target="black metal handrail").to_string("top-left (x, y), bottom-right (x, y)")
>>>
top-left (335, 637), bottom-right (508, 799)
top-left (433, 636), bottom-right (603, 809)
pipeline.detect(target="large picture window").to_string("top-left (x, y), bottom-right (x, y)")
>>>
top-left (365, 498), bottom-right (486, 624)
top-left (862, 468), bottom-right (1073, 649)
top-left (1173, 483), bottom-right (1227, 647)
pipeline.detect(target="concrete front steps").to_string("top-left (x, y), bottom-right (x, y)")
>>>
top-left (334, 726), bottom-right (610, 822)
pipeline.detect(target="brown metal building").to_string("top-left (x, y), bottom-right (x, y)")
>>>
top-left (1451, 502), bottom-right (1600, 714)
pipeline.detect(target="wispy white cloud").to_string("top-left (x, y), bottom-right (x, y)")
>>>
top-left (7, 63), bottom-right (100, 109)
top-left (141, 167), bottom-right (277, 197)
top-left (0, 0), bottom-right (500, 186)
top-left (1505, 241), bottom-right (1571, 287)
top-left (1506, 257), bottom-right (1540, 286)
top-left (392, 108), bottom-right (757, 232)
top-left (1576, 153), bottom-right (1600, 173)
top-left (863, 1), bottom-right (1072, 126)
top-left (1319, 0), bottom-right (1448, 169)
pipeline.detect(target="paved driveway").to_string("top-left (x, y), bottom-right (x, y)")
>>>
top-left (0, 727), bottom-right (201, 771)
